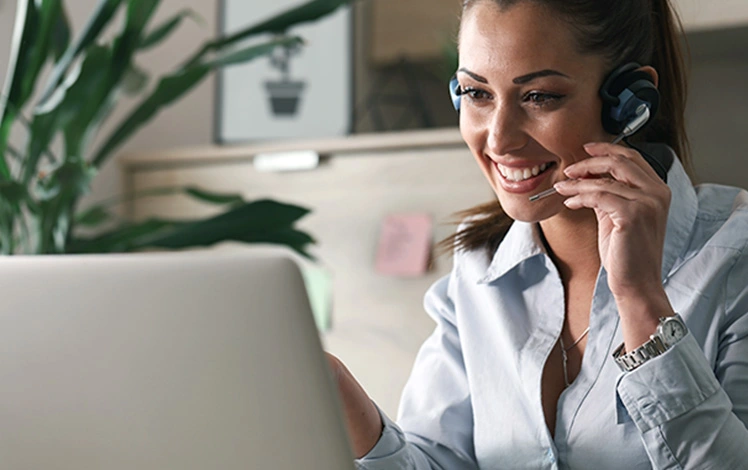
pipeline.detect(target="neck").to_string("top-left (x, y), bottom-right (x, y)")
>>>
top-left (538, 208), bottom-right (600, 283)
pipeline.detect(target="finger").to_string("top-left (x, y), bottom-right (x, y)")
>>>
top-left (554, 177), bottom-right (644, 201)
top-left (563, 154), bottom-right (655, 189)
top-left (562, 190), bottom-right (642, 214)
top-left (578, 142), bottom-right (662, 183)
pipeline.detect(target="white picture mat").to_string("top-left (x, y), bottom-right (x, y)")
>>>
top-left (217, 1), bottom-right (352, 142)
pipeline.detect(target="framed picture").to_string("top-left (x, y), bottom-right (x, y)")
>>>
top-left (215, 0), bottom-right (353, 143)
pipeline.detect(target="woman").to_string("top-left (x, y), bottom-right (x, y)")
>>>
top-left (329, 0), bottom-right (748, 468)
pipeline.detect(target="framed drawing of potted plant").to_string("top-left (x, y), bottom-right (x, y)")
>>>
top-left (216, 0), bottom-right (353, 143)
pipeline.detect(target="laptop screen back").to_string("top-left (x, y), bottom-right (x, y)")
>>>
top-left (0, 250), bottom-right (354, 469)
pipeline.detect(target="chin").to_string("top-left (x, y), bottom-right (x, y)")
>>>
top-left (496, 192), bottom-right (564, 223)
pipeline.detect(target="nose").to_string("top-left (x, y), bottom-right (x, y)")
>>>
top-left (486, 102), bottom-right (528, 156)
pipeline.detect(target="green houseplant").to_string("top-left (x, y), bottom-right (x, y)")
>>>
top-left (0, 0), bottom-right (353, 257)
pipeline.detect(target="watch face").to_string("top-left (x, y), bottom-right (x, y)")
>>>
top-left (662, 318), bottom-right (687, 346)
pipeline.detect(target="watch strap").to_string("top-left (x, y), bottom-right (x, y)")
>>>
top-left (612, 314), bottom-right (687, 372)
top-left (613, 336), bottom-right (667, 371)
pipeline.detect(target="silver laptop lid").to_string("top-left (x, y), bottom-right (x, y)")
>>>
top-left (0, 250), bottom-right (354, 469)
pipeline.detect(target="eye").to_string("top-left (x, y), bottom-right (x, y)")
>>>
top-left (523, 91), bottom-right (564, 107)
top-left (461, 86), bottom-right (491, 102)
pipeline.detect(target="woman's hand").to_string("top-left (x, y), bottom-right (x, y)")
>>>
top-left (325, 352), bottom-right (383, 458)
top-left (553, 142), bottom-right (675, 348)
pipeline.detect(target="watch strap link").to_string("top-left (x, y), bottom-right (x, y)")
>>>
top-left (613, 335), bottom-right (667, 371)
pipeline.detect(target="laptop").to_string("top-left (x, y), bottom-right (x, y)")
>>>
top-left (0, 249), bottom-right (354, 469)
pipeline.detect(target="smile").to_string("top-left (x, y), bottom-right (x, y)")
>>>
top-left (496, 162), bottom-right (555, 182)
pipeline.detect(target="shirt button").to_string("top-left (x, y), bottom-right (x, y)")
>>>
top-left (546, 448), bottom-right (556, 463)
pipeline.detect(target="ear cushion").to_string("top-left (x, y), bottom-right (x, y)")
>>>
top-left (449, 75), bottom-right (461, 112)
top-left (600, 63), bottom-right (660, 135)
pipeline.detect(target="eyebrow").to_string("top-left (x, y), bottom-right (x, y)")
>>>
top-left (457, 68), bottom-right (569, 85)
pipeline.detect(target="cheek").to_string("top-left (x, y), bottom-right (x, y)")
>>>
top-left (536, 107), bottom-right (607, 162)
top-left (460, 120), bottom-right (496, 183)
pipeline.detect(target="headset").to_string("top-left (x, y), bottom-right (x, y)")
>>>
top-left (448, 62), bottom-right (672, 181)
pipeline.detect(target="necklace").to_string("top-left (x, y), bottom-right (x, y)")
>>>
top-left (558, 326), bottom-right (590, 387)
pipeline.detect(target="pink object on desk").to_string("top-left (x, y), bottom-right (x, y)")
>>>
top-left (375, 213), bottom-right (433, 277)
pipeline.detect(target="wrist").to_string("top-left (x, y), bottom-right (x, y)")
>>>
top-left (613, 314), bottom-right (688, 371)
top-left (614, 286), bottom-right (674, 351)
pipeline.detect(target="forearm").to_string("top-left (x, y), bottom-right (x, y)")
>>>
top-left (326, 354), bottom-right (383, 458)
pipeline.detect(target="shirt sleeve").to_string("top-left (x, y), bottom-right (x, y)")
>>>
top-left (615, 245), bottom-right (748, 469)
top-left (354, 274), bottom-right (479, 470)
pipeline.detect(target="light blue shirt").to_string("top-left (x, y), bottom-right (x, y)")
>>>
top-left (356, 147), bottom-right (748, 469)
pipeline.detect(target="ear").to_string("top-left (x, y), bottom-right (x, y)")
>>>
top-left (638, 65), bottom-right (659, 88)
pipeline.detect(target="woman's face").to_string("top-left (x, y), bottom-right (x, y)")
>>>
top-left (458, 1), bottom-right (611, 222)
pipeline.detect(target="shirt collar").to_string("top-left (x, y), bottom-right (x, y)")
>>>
top-left (476, 144), bottom-right (697, 285)
top-left (477, 221), bottom-right (546, 284)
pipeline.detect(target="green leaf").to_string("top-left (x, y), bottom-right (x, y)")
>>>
top-left (203, 36), bottom-right (303, 69)
top-left (35, 0), bottom-right (125, 110)
top-left (122, 63), bottom-right (150, 95)
top-left (51, 3), bottom-right (72, 60)
top-left (0, 0), bottom-right (40, 180)
top-left (134, 199), bottom-right (311, 247)
top-left (74, 205), bottom-right (113, 227)
top-left (22, 110), bottom-right (58, 184)
top-left (90, 65), bottom-right (210, 167)
top-left (85, 183), bottom-right (244, 213)
top-left (36, 158), bottom-right (98, 201)
top-left (24, 44), bottom-right (112, 183)
top-left (139, 9), bottom-right (202, 51)
top-left (234, 227), bottom-right (316, 260)
top-left (184, 0), bottom-right (353, 67)
top-left (68, 217), bottom-right (187, 253)
top-left (69, 199), bottom-right (313, 255)
top-left (52, 44), bottom-right (113, 160)
top-left (0, 180), bottom-right (29, 212)
top-left (184, 187), bottom-right (245, 206)
top-left (91, 34), bottom-right (301, 168)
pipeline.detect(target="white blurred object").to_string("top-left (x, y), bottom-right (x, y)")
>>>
top-left (253, 150), bottom-right (320, 172)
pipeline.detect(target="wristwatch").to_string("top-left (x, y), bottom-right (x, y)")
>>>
top-left (612, 314), bottom-right (688, 372)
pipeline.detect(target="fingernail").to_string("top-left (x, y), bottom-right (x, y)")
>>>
top-left (583, 142), bottom-right (597, 149)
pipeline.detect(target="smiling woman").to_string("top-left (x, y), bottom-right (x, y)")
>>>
top-left (327, 0), bottom-right (748, 468)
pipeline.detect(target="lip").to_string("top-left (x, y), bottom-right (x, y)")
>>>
top-left (493, 160), bottom-right (556, 194)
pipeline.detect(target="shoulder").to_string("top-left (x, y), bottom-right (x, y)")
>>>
top-left (691, 184), bottom-right (748, 253)
top-left (688, 184), bottom-right (748, 314)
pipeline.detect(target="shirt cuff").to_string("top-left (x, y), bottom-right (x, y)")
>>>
top-left (354, 404), bottom-right (412, 469)
top-left (615, 332), bottom-right (721, 433)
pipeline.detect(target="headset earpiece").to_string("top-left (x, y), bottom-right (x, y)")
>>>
top-left (449, 75), bottom-right (462, 112)
top-left (600, 62), bottom-right (660, 136)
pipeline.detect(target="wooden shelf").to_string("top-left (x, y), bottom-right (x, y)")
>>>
top-left (120, 127), bottom-right (466, 170)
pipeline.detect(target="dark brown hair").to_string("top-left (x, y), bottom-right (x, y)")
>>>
top-left (440, 0), bottom-right (691, 256)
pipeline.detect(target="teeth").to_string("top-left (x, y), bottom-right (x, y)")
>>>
top-left (497, 162), bottom-right (552, 182)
